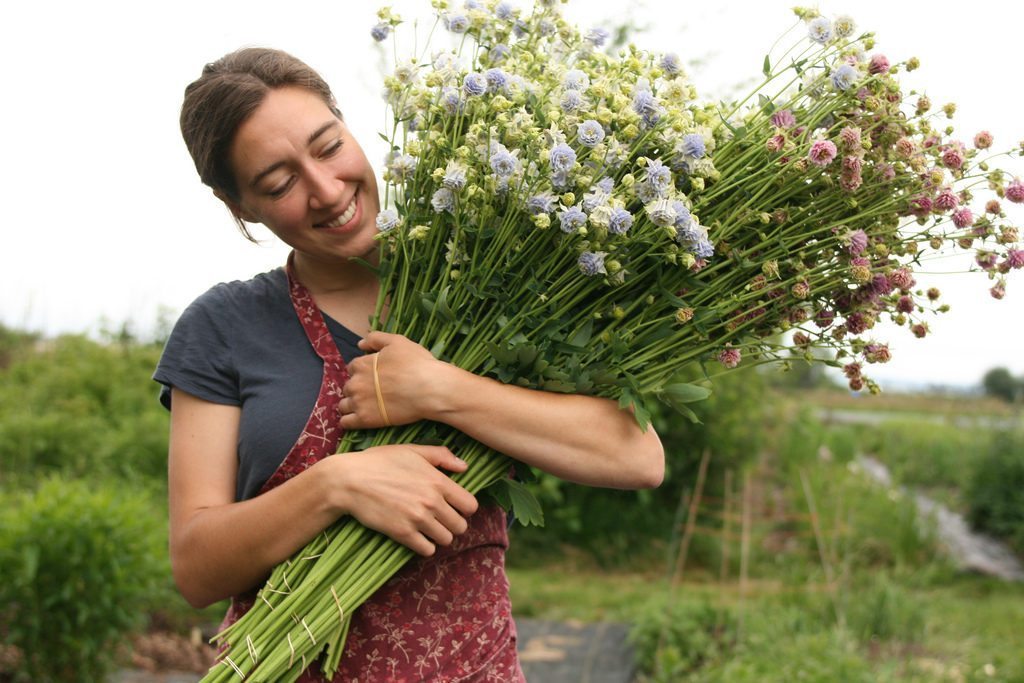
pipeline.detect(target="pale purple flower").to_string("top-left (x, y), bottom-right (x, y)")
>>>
top-left (864, 343), bottom-right (891, 364)
top-left (560, 89), bottom-right (585, 112)
top-left (586, 27), bottom-right (610, 46)
top-left (808, 17), bottom-right (832, 44)
top-left (634, 179), bottom-right (661, 204)
top-left (371, 22), bottom-right (390, 42)
top-left (375, 209), bottom-right (400, 232)
top-left (485, 68), bottom-right (508, 93)
top-left (578, 251), bottom-right (607, 276)
top-left (563, 69), bottom-right (590, 91)
top-left (831, 64), bottom-right (858, 91)
top-left (596, 177), bottom-right (614, 193)
top-left (896, 295), bottom-right (914, 313)
top-left (444, 13), bottom-right (470, 33)
top-left (632, 90), bottom-right (663, 127)
top-left (431, 187), bottom-right (455, 213)
top-left (942, 147), bottom-right (965, 170)
top-left (463, 72), bottom-right (487, 97)
top-left (495, 1), bottom-right (514, 20)
top-left (527, 192), bottom-right (557, 215)
top-left (512, 18), bottom-right (528, 38)
top-left (549, 143), bottom-right (577, 174)
top-left (815, 308), bottom-right (836, 328)
top-left (490, 146), bottom-right (518, 177)
top-left (934, 188), bottom-right (959, 212)
top-left (644, 158), bottom-right (673, 193)
top-left (441, 87), bottom-right (463, 115)
top-left (608, 208), bottom-right (633, 235)
top-left (1006, 249), bottom-right (1024, 269)
top-left (680, 134), bottom-right (706, 159)
top-left (808, 139), bottom-right (838, 167)
top-left (577, 120), bottom-right (605, 147)
top-left (488, 44), bottom-right (510, 64)
top-left (558, 205), bottom-right (588, 233)
top-left (771, 109), bottom-right (797, 129)
top-left (889, 267), bottom-right (914, 290)
top-left (660, 53), bottom-right (682, 76)
top-left (672, 201), bottom-right (692, 228)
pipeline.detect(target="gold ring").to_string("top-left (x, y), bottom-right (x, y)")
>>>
top-left (372, 352), bottom-right (391, 426)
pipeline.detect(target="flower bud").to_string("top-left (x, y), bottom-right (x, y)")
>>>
top-left (675, 307), bottom-right (694, 324)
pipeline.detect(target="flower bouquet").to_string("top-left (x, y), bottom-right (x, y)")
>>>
top-left (202, 2), bottom-right (1022, 680)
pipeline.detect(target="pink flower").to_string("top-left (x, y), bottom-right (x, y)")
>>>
top-left (815, 308), bottom-right (835, 328)
top-left (846, 311), bottom-right (873, 335)
top-left (808, 139), bottom-right (838, 167)
top-left (871, 274), bottom-right (893, 296)
top-left (927, 287), bottom-right (941, 300)
top-left (890, 267), bottom-right (914, 290)
top-left (941, 147), bottom-right (964, 170)
top-left (840, 126), bottom-right (862, 150)
top-left (896, 138), bottom-right (916, 158)
top-left (910, 195), bottom-right (933, 218)
top-left (934, 188), bottom-right (959, 212)
top-left (877, 163), bottom-right (896, 182)
top-left (986, 199), bottom-right (1002, 214)
top-left (766, 134), bottom-right (786, 153)
top-left (791, 281), bottom-right (810, 299)
top-left (974, 130), bottom-right (993, 149)
top-left (849, 376), bottom-right (865, 391)
top-left (1006, 178), bottom-right (1024, 203)
top-left (840, 173), bottom-right (863, 192)
top-left (976, 252), bottom-right (998, 270)
top-left (896, 295), bottom-right (914, 313)
top-left (793, 332), bottom-right (811, 346)
top-left (911, 323), bottom-right (928, 338)
top-left (771, 109), bottom-right (797, 129)
top-left (990, 281), bottom-right (1006, 299)
top-left (1006, 249), bottom-right (1024, 269)
top-left (952, 208), bottom-right (974, 229)
top-left (847, 229), bottom-right (868, 255)
top-left (842, 155), bottom-right (863, 175)
top-left (717, 346), bottom-right (742, 368)
top-left (869, 54), bottom-right (890, 75)
top-left (864, 343), bottom-right (892, 363)
top-left (843, 362), bottom-right (862, 379)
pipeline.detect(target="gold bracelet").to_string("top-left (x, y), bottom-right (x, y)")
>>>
top-left (372, 352), bottom-right (391, 426)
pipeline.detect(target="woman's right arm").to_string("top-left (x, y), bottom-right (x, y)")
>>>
top-left (168, 388), bottom-right (478, 608)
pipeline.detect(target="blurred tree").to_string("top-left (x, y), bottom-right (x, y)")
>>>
top-left (982, 367), bottom-right (1022, 403)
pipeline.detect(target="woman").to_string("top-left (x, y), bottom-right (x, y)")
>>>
top-left (156, 47), bottom-right (664, 681)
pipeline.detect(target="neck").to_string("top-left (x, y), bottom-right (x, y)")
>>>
top-left (290, 250), bottom-right (379, 296)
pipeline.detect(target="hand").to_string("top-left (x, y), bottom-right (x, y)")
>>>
top-left (338, 332), bottom-right (450, 429)
top-left (328, 444), bottom-right (479, 556)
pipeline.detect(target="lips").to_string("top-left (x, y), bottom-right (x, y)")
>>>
top-left (315, 190), bottom-right (359, 229)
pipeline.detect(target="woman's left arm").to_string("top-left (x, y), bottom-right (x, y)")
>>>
top-left (338, 332), bottom-right (665, 490)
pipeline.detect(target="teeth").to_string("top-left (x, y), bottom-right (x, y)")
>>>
top-left (322, 195), bottom-right (357, 228)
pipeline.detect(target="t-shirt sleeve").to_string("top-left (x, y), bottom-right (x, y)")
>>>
top-left (153, 285), bottom-right (240, 410)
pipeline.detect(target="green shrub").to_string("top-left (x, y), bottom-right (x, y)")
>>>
top-left (0, 477), bottom-right (165, 682)
top-left (844, 574), bottom-right (926, 645)
top-left (861, 419), bottom-right (987, 494)
top-left (629, 599), bottom-right (736, 681)
top-left (967, 429), bottom-right (1024, 552)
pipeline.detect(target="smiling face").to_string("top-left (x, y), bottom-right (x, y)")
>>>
top-left (223, 86), bottom-right (381, 267)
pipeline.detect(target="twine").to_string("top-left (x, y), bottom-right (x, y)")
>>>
top-left (373, 352), bottom-right (391, 426)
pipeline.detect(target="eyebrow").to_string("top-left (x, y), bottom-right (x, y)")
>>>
top-left (248, 120), bottom-right (342, 188)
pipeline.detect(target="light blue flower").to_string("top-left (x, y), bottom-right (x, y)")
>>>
top-left (608, 208), bottom-right (633, 235)
top-left (676, 224), bottom-right (714, 259)
top-left (443, 160), bottom-right (469, 190)
top-left (562, 69), bottom-right (590, 91)
top-left (490, 146), bottom-right (519, 177)
top-left (693, 239), bottom-right (715, 259)
top-left (671, 201), bottom-right (692, 228)
top-left (560, 90), bottom-right (584, 113)
top-left (578, 251), bottom-right (607, 276)
top-left (527, 192), bottom-right (557, 215)
top-left (635, 179), bottom-right (661, 204)
top-left (464, 0), bottom-right (482, 9)
top-left (586, 27), bottom-right (609, 47)
top-left (632, 90), bottom-right (663, 127)
top-left (549, 143), bottom-right (577, 174)
top-left (513, 18), bottom-right (528, 38)
top-left (831, 63), bottom-right (858, 91)
top-left (444, 13), bottom-right (470, 33)
top-left (463, 72), bottom-right (487, 97)
top-left (646, 199), bottom-right (677, 227)
top-left (485, 68), bottom-right (508, 93)
top-left (431, 187), bottom-right (455, 213)
top-left (576, 120), bottom-right (605, 147)
top-left (596, 177), bottom-right (614, 193)
top-left (644, 159), bottom-right (672, 194)
top-left (539, 19), bottom-right (556, 36)
top-left (375, 209), bottom-right (400, 232)
top-left (495, 1), bottom-right (514, 20)
top-left (808, 16), bottom-right (832, 44)
top-left (387, 153), bottom-right (418, 180)
top-left (558, 205), bottom-right (588, 233)
top-left (488, 44), bottom-right (510, 64)
top-left (551, 171), bottom-right (571, 192)
top-left (441, 87), bottom-right (463, 114)
top-left (582, 185), bottom-right (609, 213)
top-left (660, 53), bottom-right (682, 76)
top-left (371, 22), bottom-right (390, 42)
top-left (680, 134), bottom-right (706, 159)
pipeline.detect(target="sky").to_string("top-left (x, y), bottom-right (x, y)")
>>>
top-left (1, 0), bottom-right (1022, 389)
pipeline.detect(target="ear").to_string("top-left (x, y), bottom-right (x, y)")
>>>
top-left (213, 189), bottom-right (258, 223)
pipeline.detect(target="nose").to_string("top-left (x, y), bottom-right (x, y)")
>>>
top-left (306, 164), bottom-right (345, 211)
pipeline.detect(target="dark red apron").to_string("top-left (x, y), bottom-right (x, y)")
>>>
top-left (219, 256), bottom-right (523, 682)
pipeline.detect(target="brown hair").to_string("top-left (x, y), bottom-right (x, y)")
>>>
top-left (180, 47), bottom-right (342, 240)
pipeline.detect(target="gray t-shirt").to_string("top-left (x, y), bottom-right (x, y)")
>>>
top-left (153, 267), bottom-right (364, 501)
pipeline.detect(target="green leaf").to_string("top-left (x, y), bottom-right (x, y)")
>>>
top-left (660, 382), bottom-right (712, 403)
top-left (541, 379), bottom-right (577, 393)
top-left (505, 478), bottom-right (545, 527)
top-left (763, 54), bottom-right (771, 76)
top-left (484, 341), bottom-right (518, 366)
top-left (567, 318), bottom-right (594, 348)
top-left (435, 286), bottom-right (456, 322)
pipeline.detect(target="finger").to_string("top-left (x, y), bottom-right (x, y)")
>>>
top-left (338, 397), bottom-right (354, 415)
top-left (410, 445), bottom-right (468, 472)
top-left (357, 331), bottom-right (400, 352)
top-left (443, 485), bottom-right (479, 517)
top-left (417, 515), bottom-right (456, 548)
top-left (399, 532), bottom-right (436, 557)
top-left (434, 503), bottom-right (470, 537)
